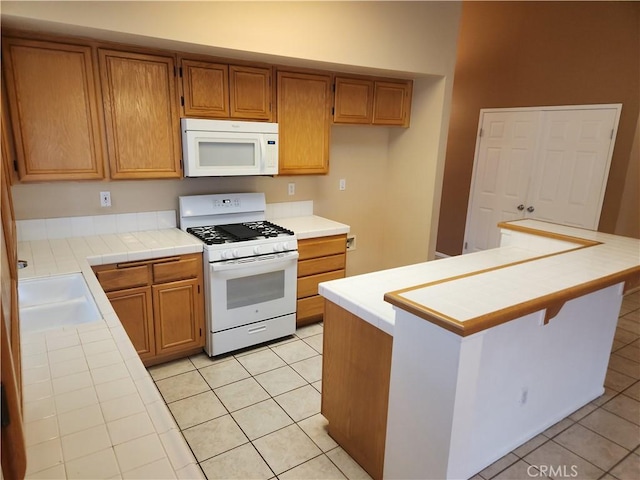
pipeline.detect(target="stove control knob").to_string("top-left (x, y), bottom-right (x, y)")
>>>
top-left (221, 249), bottom-right (239, 260)
top-left (282, 242), bottom-right (291, 251)
top-left (273, 243), bottom-right (284, 252)
top-left (253, 246), bottom-right (262, 255)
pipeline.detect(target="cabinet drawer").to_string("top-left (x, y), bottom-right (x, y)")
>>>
top-left (298, 235), bottom-right (346, 261)
top-left (298, 253), bottom-right (346, 278)
top-left (96, 265), bottom-right (150, 292)
top-left (297, 295), bottom-right (324, 322)
top-left (152, 255), bottom-right (201, 284)
top-left (298, 270), bottom-right (345, 299)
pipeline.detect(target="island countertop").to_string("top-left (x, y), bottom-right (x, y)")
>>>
top-left (319, 220), bottom-right (640, 336)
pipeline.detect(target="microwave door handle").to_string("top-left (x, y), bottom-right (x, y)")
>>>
top-left (259, 137), bottom-right (266, 170)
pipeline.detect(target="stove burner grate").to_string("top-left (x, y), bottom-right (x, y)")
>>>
top-left (187, 221), bottom-right (294, 245)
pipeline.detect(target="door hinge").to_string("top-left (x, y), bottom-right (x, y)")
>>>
top-left (179, 67), bottom-right (183, 78)
top-left (610, 129), bottom-right (614, 139)
top-left (1, 383), bottom-right (9, 427)
top-left (197, 285), bottom-right (200, 294)
top-left (13, 160), bottom-right (18, 172)
top-left (479, 128), bottom-right (484, 138)
top-left (464, 241), bottom-right (468, 250)
top-left (332, 83), bottom-right (336, 93)
top-left (180, 96), bottom-right (184, 107)
top-left (199, 328), bottom-right (202, 337)
top-left (331, 107), bottom-right (335, 115)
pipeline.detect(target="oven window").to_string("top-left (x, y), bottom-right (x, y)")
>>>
top-left (227, 271), bottom-right (285, 309)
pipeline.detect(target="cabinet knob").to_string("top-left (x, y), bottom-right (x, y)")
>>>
top-left (527, 206), bottom-right (535, 213)
top-left (517, 204), bottom-right (525, 211)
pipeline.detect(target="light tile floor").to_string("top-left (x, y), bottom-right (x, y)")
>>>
top-left (149, 291), bottom-right (640, 480)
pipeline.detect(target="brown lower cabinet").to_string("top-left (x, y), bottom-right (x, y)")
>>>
top-left (93, 253), bottom-right (205, 366)
top-left (296, 234), bottom-right (346, 326)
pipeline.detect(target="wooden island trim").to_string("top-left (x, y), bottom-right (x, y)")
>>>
top-left (384, 221), bottom-right (640, 337)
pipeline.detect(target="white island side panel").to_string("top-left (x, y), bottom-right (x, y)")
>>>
top-left (384, 282), bottom-right (623, 480)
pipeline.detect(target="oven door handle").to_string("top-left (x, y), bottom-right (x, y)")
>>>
top-left (210, 251), bottom-right (299, 272)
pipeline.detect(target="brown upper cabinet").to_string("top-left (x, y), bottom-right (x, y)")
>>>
top-left (2, 37), bottom-right (105, 181)
top-left (333, 77), bottom-right (374, 125)
top-left (181, 58), bottom-right (273, 121)
top-left (2, 30), bottom-right (415, 181)
top-left (99, 49), bottom-right (182, 179)
top-left (277, 70), bottom-right (333, 175)
top-left (333, 76), bottom-right (412, 127)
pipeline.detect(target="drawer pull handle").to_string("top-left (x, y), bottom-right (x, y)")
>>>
top-left (117, 256), bottom-right (181, 269)
top-left (247, 325), bottom-right (266, 334)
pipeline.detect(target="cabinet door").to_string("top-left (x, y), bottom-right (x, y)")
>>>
top-left (107, 286), bottom-right (155, 361)
top-left (229, 65), bottom-right (272, 120)
top-left (277, 71), bottom-right (332, 175)
top-left (181, 59), bottom-right (229, 118)
top-left (1, 138), bottom-right (27, 480)
top-left (99, 49), bottom-right (182, 179)
top-left (152, 278), bottom-right (204, 355)
top-left (2, 37), bottom-right (105, 181)
top-left (333, 76), bottom-right (373, 124)
top-left (372, 80), bottom-right (412, 127)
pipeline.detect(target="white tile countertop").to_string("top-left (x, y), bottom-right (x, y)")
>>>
top-left (17, 222), bottom-right (205, 479)
top-left (273, 215), bottom-right (350, 240)
top-left (16, 206), bottom-right (350, 479)
top-left (319, 220), bottom-right (640, 337)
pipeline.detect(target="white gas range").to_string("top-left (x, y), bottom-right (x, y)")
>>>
top-left (179, 193), bottom-right (298, 356)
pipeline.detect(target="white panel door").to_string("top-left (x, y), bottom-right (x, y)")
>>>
top-left (463, 105), bottom-right (620, 253)
top-left (464, 111), bottom-right (540, 252)
top-left (526, 108), bottom-right (619, 229)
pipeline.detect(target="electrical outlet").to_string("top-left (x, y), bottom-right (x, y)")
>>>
top-left (288, 183), bottom-right (295, 196)
top-left (339, 179), bottom-right (346, 191)
top-left (346, 235), bottom-right (356, 251)
top-left (100, 191), bottom-right (111, 207)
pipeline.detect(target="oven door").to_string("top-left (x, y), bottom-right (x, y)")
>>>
top-left (209, 251), bottom-right (298, 332)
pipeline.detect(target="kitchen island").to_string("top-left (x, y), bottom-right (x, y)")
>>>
top-left (319, 220), bottom-right (640, 480)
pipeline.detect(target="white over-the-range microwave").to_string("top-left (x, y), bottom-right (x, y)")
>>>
top-left (181, 118), bottom-right (278, 177)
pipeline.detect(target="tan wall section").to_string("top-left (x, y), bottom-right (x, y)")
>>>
top-left (2, 2), bottom-right (462, 276)
top-left (437, 1), bottom-right (640, 256)
top-left (1, 1), bottom-right (459, 76)
top-left (615, 111), bottom-right (640, 239)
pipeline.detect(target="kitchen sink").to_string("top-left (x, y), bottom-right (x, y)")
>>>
top-left (19, 273), bottom-right (102, 334)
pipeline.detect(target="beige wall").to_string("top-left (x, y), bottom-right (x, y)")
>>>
top-left (436, 1), bottom-right (640, 256)
top-left (2, 1), bottom-right (462, 276)
top-left (1, 1), bottom-right (458, 76)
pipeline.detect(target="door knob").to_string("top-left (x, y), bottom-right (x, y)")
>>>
top-left (517, 204), bottom-right (525, 211)
top-left (527, 206), bottom-right (535, 213)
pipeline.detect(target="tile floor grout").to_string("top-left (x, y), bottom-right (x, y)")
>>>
top-left (149, 292), bottom-right (640, 480)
